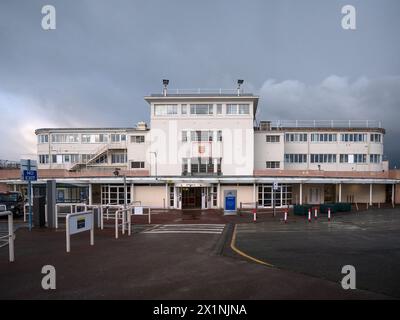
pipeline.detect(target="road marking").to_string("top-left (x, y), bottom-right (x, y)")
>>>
top-left (230, 224), bottom-right (274, 267)
top-left (143, 224), bottom-right (225, 234)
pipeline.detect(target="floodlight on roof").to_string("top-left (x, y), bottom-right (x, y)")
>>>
top-left (162, 79), bottom-right (169, 96)
top-left (237, 79), bottom-right (244, 96)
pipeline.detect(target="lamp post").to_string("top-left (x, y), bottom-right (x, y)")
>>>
top-left (150, 152), bottom-right (158, 180)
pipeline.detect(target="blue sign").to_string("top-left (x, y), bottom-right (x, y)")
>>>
top-left (23, 170), bottom-right (37, 181)
top-left (225, 195), bottom-right (236, 211)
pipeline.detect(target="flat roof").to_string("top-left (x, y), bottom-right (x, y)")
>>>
top-left (35, 128), bottom-right (149, 135)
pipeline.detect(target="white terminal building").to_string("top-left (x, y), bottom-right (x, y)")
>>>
top-left (10, 80), bottom-right (399, 209)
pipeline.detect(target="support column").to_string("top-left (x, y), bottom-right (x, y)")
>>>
top-left (165, 183), bottom-right (168, 209)
top-left (299, 183), bottom-right (303, 205)
top-left (217, 183), bottom-right (221, 209)
top-left (253, 183), bottom-right (256, 206)
top-left (392, 184), bottom-right (395, 206)
top-left (338, 183), bottom-right (342, 203)
top-left (187, 158), bottom-right (191, 174)
top-left (369, 183), bottom-right (373, 206)
top-left (213, 158), bottom-right (218, 174)
top-left (88, 183), bottom-right (93, 205)
top-left (130, 184), bottom-right (134, 203)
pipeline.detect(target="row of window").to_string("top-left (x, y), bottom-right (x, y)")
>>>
top-left (182, 157), bottom-right (222, 174)
top-left (284, 153), bottom-right (382, 164)
top-left (282, 133), bottom-right (382, 143)
top-left (182, 130), bottom-right (223, 142)
top-left (154, 104), bottom-right (250, 116)
top-left (38, 134), bottom-right (146, 144)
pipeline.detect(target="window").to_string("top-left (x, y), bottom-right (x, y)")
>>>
top-left (258, 184), bottom-right (292, 207)
top-left (39, 154), bottom-right (49, 164)
top-left (169, 186), bottom-right (175, 207)
top-left (217, 130), bottom-right (222, 142)
top-left (217, 104), bottom-right (222, 115)
top-left (182, 131), bottom-right (188, 142)
top-left (181, 104), bottom-right (187, 115)
top-left (284, 154), bottom-right (307, 163)
top-left (370, 134), bottom-right (381, 143)
top-left (111, 153), bottom-right (127, 164)
top-left (38, 135), bottom-right (49, 144)
top-left (266, 161), bottom-right (280, 169)
top-left (190, 104), bottom-right (213, 115)
top-left (81, 154), bottom-right (94, 163)
top-left (266, 135), bottom-right (280, 143)
top-left (82, 134), bottom-right (108, 143)
top-left (154, 104), bottom-right (178, 116)
top-left (190, 131), bottom-right (213, 142)
top-left (370, 154), bottom-right (381, 163)
top-left (310, 133), bottom-right (337, 142)
top-left (101, 185), bottom-right (131, 205)
top-left (111, 134), bottom-right (126, 143)
top-left (131, 161), bottom-right (145, 169)
top-left (285, 133), bottom-right (308, 142)
top-left (340, 133), bottom-right (367, 142)
top-left (310, 154), bottom-right (337, 163)
top-left (183, 158), bottom-right (221, 175)
top-left (131, 135), bottom-right (145, 143)
top-left (226, 104), bottom-right (250, 115)
top-left (340, 154), bottom-right (367, 163)
top-left (51, 134), bottom-right (79, 143)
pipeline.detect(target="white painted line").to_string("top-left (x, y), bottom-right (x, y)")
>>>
top-left (143, 230), bottom-right (223, 234)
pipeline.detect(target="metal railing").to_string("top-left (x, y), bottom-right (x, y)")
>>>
top-left (258, 120), bottom-right (382, 130)
top-left (153, 88), bottom-right (252, 96)
top-left (0, 210), bottom-right (15, 262)
top-left (55, 203), bottom-right (87, 229)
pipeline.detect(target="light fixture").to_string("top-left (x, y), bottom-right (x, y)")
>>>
top-left (237, 79), bottom-right (244, 96)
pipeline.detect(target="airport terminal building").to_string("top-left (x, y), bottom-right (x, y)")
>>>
top-left (1, 81), bottom-right (400, 210)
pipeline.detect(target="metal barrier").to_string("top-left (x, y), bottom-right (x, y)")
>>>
top-left (114, 207), bottom-right (132, 239)
top-left (131, 206), bottom-right (152, 224)
top-left (86, 205), bottom-right (102, 229)
top-left (0, 211), bottom-right (15, 262)
top-left (24, 203), bottom-right (47, 223)
top-left (55, 203), bottom-right (87, 229)
top-left (239, 202), bottom-right (258, 215)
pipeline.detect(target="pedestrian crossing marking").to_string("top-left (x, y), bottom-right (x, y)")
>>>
top-left (143, 224), bottom-right (225, 234)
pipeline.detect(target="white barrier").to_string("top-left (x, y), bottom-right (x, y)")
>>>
top-left (55, 203), bottom-right (87, 229)
top-left (65, 211), bottom-right (94, 253)
top-left (24, 203), bottom-right (47, 223)
top-left (114, 207), bottom-right (132, 239)
top-left (0, 211), bottom-right (15, 262)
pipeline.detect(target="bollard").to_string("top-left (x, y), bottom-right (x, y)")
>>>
top-left (252, 208), bottom-right (257, 222)
top-left (308, 209), bottom-right (311, 223)
top-left (328, 208), bottom-right (331, 222)
top-left (284, 211), bottom-right (287, 223)
top-left (314, 208), bottom-right (318, 220)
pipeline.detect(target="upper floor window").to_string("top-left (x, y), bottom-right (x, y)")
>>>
top-left (311, 133), bottom-right (337, 142)
top-left (190, 104), bottom-right (213, 115)
top-left (82, 134), bottom-right (108, 143)
top-left (131, 135), bottom-right (145, 143)
top-left (370, 134), bottom-right (381, 143)
top-left (111, 153), bottom-right (127, 164)
top-left (285, 133), bottom-right (307, 142)
top-left (51, 134), bottom-right (79, 143)
top-left (216, 104), bottom-right (222, 115)
top-left (266, 161), bottom-right (280, 169)
top-left (38, 154), bottom-right (49, 164)
top-left (310, 154), bottom-right (337, 163)
top-left (340, 133), bottom-right (367, 142)
top-left (181, 104), bottom-right (187, 115)
top-left (154, 104), bottom-right (178, 116)
top-left (370, 154), bottom-right (381, 163)
top-left (111, 134), bottom-right (126, 143)
top-left (217, 130), bottom-right (222, 142)
top-left (131, 161), bottom-right (145, 169)
top-left (226, 104), bottom-right (250, 115)
top-left (266, 135), bottom-right (280, 143)
top-left (284, 154), bottom-right (307, 163)
top-left (340, 154), bottom-right (367, 163)
top-left (38, 135), bottom-right (49, 144)
top-left (190, 130), bottom-right (213, 142)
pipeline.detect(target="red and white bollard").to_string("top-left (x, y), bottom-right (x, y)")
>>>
top-left (284, 210), bottom-right (288, 223)
top-left (328, 208), bottom-right (331, 222)
top-left (252, 208), bottom-right (257, 222)
top-left (308, 209), bottom-right (311, 222)
top-left (314, 208), bottom-right (318, 220)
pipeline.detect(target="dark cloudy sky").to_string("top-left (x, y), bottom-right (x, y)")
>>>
top-left (0, 0), bottom-right (399, 167)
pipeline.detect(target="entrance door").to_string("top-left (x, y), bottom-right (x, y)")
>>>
top-left (309, 187), bottom-right (321, 204)
top-left (182, 188), bottom-right (202, 209)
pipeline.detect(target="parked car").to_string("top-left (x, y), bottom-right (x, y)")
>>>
top-left (0, 191), bottom-right (24, 217)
